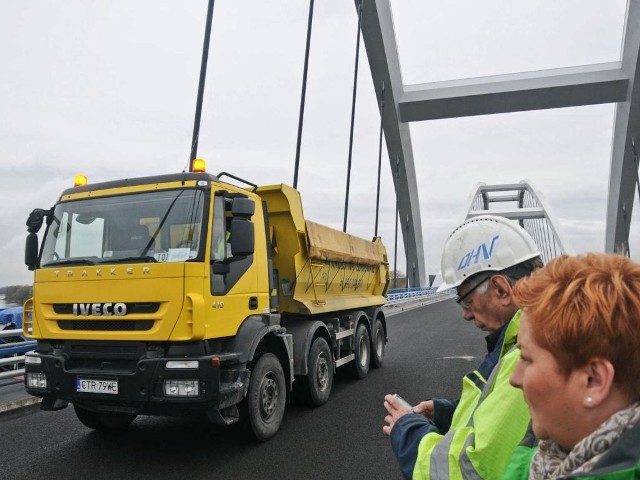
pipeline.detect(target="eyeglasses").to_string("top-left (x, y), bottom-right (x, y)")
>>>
top-left (455, 276), bottom-right (491, 309)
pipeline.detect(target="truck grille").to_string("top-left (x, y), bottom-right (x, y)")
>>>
top-left (64, 342), bottom-right (152, 373)
top-left (58, 320), bottom-right (154, 331)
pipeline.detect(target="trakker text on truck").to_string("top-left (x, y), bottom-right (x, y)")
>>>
top-left (23, 161), bottom-right (390, 441)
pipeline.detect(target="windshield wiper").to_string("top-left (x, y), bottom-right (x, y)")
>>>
top-left (99, 256), bottom-right (158, 264)
top-left (45, 258), bottom-right (98, 267)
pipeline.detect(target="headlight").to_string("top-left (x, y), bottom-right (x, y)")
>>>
top-left (26, 373), bottom-right (47, 389)
top-left (164, 380), bottom-right (199, 397)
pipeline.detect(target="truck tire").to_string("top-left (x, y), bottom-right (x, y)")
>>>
top-left (304, 337), bottom-right (333, 406)
top-left (244, 353), bottom-right (286, 442)
top-left (349, 322), bottom-right (370, 379)
top-left (371, 318), bottom-right (385, 369)
top-left (73, 404), bottom-right (137, 431)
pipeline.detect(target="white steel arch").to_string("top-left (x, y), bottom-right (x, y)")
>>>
top-left (463, 180), bottom-right (573, 265)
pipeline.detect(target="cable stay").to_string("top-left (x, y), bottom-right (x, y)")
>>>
top-left (393, 157), bottom-right (400, 288)
top-left (374, 81), bottom-right (385, 237)
top-left (293, 0), bottom-right (315, 189)
top-left (343, 0), bottom-right (363, 232)
top-left (189, 0), bottom-right (216, 172)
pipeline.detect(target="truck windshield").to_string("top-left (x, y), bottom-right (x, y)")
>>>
top-left (40, 189), bottom-right (206, 267)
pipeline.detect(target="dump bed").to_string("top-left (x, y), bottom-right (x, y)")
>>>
top-left (255, 184), bottom-right (390, 316)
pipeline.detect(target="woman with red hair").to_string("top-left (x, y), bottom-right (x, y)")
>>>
top-left (506, 253), bottom-right (640, 479)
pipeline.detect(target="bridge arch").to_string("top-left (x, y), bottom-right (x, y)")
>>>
top-left (356, 0), bottom-right (640, 282)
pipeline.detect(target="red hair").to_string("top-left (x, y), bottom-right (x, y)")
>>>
top-left (513, 253), bottom-right (640, 398)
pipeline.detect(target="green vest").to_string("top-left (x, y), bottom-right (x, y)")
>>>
top-left (503, 425), bottom-right (640, 479)
top-left (414, 311), bottom-right (530, 479)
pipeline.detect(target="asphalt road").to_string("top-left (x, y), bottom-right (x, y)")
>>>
top-left (0, 299), bottom-right (486, 480)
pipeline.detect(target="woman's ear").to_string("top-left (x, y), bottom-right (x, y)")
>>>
top-left (583, 358), bottom-right (615, 408)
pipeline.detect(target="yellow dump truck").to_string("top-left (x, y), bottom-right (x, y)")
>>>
top-left (23, 166), bottom-right (390, 440)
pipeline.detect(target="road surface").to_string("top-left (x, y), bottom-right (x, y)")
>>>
top-left (0, 299), bottom-right (487, 480)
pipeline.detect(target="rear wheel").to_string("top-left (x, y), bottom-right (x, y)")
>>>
top-left (244, 353), bottom-right (286, 442)
top-left (73, 405), bottom-right (137, 431)
top-left (304, 337), bottom-right (333, 406)
top-left (349, 322), bottom-right (370, 379)
top-left (371, 318), bottom-right (385, 368)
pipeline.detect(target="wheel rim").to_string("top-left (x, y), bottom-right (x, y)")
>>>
top-left (316, 353), bottom-right (329, 392)
top-left (358, 333), bottom-right (369, 367)
top-left (259, 372), bottom-right (279, 421)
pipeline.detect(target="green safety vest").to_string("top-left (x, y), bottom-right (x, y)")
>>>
top-left (414, 311), bottom-right (530, 479)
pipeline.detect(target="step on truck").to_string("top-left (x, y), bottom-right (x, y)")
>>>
top-left (23, 163), bottom-right (390, 441)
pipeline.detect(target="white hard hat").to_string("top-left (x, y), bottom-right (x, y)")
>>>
top-left (436, 215), bottom-right (540, 292)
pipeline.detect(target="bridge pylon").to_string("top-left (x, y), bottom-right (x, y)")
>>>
top-left (463, 180), bottom-right (573, 265)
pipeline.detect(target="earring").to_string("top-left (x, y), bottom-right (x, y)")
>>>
top-left (586, 396), bottom-right (593, 404)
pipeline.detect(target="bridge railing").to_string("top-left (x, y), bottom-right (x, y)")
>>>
top-left (0, 306), bottom-right (35, 378)
top-left (0, 329), bottom-right (35, 380)
top-left (386, 287), bottom-right (454, 306)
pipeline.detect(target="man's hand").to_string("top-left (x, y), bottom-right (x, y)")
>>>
top-left (412, 400), bottom-right (434, 421)
top-left (383, 396), bottom-right (436, 436)
top-left (383, 393), bottom-right (414, 436)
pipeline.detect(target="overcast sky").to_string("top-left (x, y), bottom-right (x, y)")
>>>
top-left (0, 0), bottom-right (633, 287)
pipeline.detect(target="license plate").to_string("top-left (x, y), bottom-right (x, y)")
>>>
top-left (77, 378), bottom-right (118, 395)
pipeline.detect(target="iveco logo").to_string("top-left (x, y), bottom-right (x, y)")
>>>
top-left (73, 303), bottom-right (127, 316)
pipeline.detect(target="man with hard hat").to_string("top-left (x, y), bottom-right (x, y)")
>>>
top-left (383, 215), bottom-right (543, 479)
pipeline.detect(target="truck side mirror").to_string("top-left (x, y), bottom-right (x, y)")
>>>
top-left (25, 208), bottom-right (53, 270)
top-left (231, 198), bottom-right (255, 218)
top-left (26, 208), bottom-right (48, 234)
top-left (25, 233), bottom-right (38, 270)
top-left (230, 218), bottom-right (254, 256)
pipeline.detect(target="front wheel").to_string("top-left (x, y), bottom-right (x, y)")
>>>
top-left (244, 353), bottom-right (286, 442)
top-left (73, 404), bottom-right (137, 431)
top-left (348, 322), bottom-right (370, 379)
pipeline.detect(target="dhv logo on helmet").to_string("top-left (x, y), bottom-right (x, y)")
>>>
top-left (457, 235), bottom-right (499, 271)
